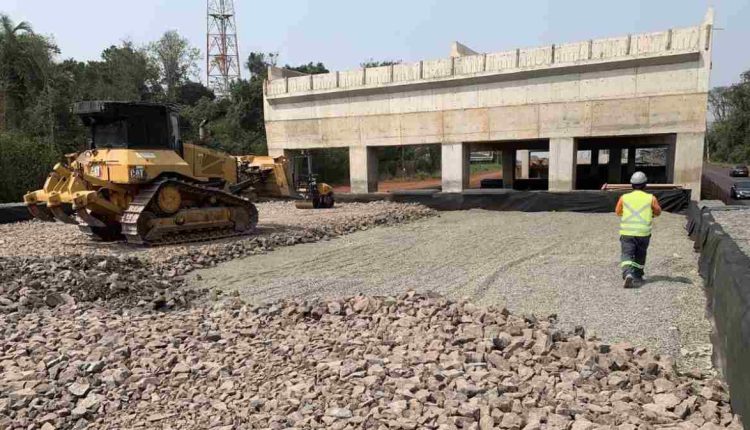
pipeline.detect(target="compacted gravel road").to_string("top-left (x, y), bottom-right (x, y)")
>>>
top-left (192, 210), bottom-right (710, 371)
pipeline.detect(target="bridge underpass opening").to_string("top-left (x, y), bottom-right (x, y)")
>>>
top-left (576, 135), bottom-right (674, 190)
top-left (468, 140), bottom-right (550, 190)
top-left (372, 144), bottom-right (442, 192)
top-left (284, 148), bottom-right (350, 193)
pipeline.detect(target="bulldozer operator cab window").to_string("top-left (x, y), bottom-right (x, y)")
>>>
top-left (90, 113), bottom-right (170, 150)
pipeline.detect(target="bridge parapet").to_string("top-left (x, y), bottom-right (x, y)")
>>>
top-left (265, 25), bottom-right (706, 98)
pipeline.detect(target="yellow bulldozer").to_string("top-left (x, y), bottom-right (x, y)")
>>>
top-left (24, 101), bottom-right (333, 245)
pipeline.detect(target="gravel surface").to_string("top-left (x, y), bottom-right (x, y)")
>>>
top-left (0, 202), bottom-right (435, 314)
top-left (0, 201), bottom-right (742, 429)
top-left (1, 293), bottom-right (741, 430)
top-left (192, 210), bottom-right (712, 372)
top-left (710, 207), bottom-right (750, 256)
top-left (0, 201), bottom-right (434, 263)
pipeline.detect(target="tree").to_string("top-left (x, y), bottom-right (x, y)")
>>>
top-left (177, 81), bottom-right (214, 106)
top-left (284, 62), bottom-right (328, 75)
top-left (0, 131), bottom-right (59, 202)
top-left (0, 14), bottom-right (56, 132)
top-left (70, 42), bottom-right (160, 102)
top-left (148, 30), bottom-right (201, 101)
top-left (247, 52), bottom-right (277, 79)
top-left (360, 59), bottom-right (401, 68)
top-left (707, 69), bottom-right (750, 163)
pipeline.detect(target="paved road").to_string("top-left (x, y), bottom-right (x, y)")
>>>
top-left (703, 164), bottom-right (750, 205)
top-left (191, 210), bottom-right (710, 369)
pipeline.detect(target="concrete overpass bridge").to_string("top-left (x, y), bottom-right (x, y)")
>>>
top-left (263, 10), bottom-right (714, 198)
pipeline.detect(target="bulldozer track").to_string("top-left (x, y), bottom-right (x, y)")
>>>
top-left (120, 177), bottom-right (258, 246)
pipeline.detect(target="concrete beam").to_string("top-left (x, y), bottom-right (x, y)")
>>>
top-left (549, 137), bottom-right (577, 191)
top-left (349, 146), bottom-right (378, 193)
top-left (441, 142), bottom-right (469, 192)
top-left (268, 148), bottom-right (291, 158)
top-left (450, 41), bottom-right (479, 57)
top-left (502, 150), bottom-right (516, 189)
top-left (673, 132), bottom-right (704, 200)
top-left (517, 150), bottom-right (530, 179)
top-left (267, 66), bottom-right (307, 80)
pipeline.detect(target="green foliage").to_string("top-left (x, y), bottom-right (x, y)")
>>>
top-left (79, 43), bottom-right (161, 101)
top-left (184, 54), bottom-right (334, 157)
top-left (0, 131), bottom-right (60, 202)
top-left (287, 148), bottom-right (349, 185)
top-left (247, 52), bottom-right (277, 79)
top-left (0, 15), bottom-right (57, 133)
top-left (360, 59), bottom-right (401, 68)
top-left (377, 145), bottom-right (440, 180)
top-left (148, 30), bottom-right (201, 101)
top-left (0, 12), bottom-right (451, 200)
top-left (284, 62), bottom-right (328, 75)
top-left (176, 81), bottom-right (214, 106)
top-left (708, 70), bottom-right (750, 163)
top-left (470, 162), bottom-right (502, 174)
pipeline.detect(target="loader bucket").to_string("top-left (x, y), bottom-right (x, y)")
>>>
top-left (294, 200), bottom-right (315, 210)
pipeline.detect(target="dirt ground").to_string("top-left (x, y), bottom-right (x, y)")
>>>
top-left (333, 171), bottom-right (502, 193)
top-left (190, 210), bottom-right (711, 371)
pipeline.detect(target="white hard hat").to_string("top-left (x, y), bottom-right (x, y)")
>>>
top-left (630, 171), bottom-right (648, 185)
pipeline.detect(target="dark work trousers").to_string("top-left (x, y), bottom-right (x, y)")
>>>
top-left (620, 235), bottom-right (651, 279)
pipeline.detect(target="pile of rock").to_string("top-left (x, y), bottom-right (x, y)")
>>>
top-left (0, 255), bottom-right (199, 315)
top-left (0, 201), bottom-right (437, 261)
top-left (0, 292), bottom-right (742, 429)
top-left (0, 202), bottom-right (436, 314)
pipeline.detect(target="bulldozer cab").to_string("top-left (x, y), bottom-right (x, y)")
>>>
top-left (74, 101), bottom-right (183, 156)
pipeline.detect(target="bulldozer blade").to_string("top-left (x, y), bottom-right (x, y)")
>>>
top-left (294, 200), bottom-right (315, 210)
top-left (75, 208), bottom-right (106, 228)
top-left (28, 204), bottom-right (55, 222)
top-left (49, 206), bottom-right (78, 225)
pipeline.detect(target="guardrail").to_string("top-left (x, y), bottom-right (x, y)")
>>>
top-left (266, 25), bottom-right (705, 97)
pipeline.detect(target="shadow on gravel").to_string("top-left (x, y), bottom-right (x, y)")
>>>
top-left (645, 275), bottom-right (693, 285)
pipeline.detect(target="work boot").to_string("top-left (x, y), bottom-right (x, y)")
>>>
top-left (623, 274), bottom-right (635, 289)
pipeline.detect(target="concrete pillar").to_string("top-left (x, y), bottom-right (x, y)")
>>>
top-left (268, 148), bottom-right (291, 158)
top-left (502, 149), bottom-right (516, 189)
top-left (349, 146), bottom-right (378, 193)
top-left (666, 140), bottom-right (676, 183)
top-left (627, 148), bottom-right (637, 177)
top-left (608, 147), bottom-right (623, 184)
top-left (441, 142), bottom-right (469, 192)
top-left (517, 150), bottom-right (530, 179)
top-left (673, 133), bottom-right (704, 200)
top-left (548, 137), bottom-right (576, 191)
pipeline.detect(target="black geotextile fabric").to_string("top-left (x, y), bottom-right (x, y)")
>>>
top-left (687, 202), bottom-right (750, 427)
top-left (0, 203), bottom-right (73, 224)
top-left (4, 190), bottom-right (688, 224)
top-left (387, 189), bottom-right (690, 213)
top-left (0, 203), bottom-right (34, 224)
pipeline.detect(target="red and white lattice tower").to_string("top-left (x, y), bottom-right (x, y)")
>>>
top-left (206, 0), bottom-right (241, 97)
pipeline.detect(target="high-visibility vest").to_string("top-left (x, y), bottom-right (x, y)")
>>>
top-left (619, 190), bottom-right (654, 237)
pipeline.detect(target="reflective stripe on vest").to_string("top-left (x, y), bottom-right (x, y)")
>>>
top-left (619, 190), bottom-right (653, 237)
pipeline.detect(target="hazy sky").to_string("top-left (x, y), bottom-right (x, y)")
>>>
top-left (3, 0), bottom-right (749, 87)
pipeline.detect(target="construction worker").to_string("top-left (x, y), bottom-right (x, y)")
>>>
top-left (615, 171), bottom-right (662, 288)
